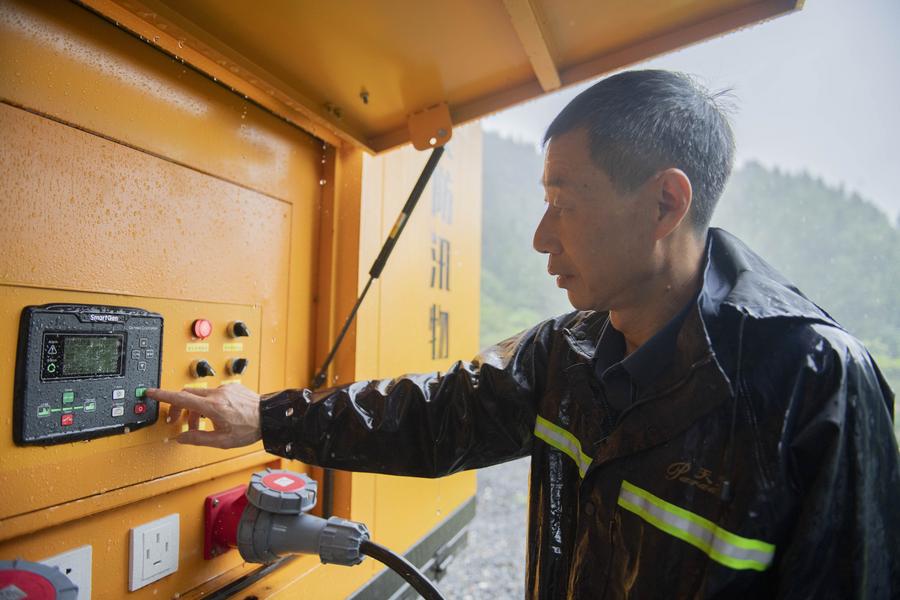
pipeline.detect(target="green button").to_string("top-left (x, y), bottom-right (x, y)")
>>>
top-left (135, 387), bottom-right (147, 398)
top-left (37, 404), bottom-right (51, 417)
top-left (84, 400), bottom-right (96, 412)
top-left (62, 391), bottom-right (75, 404)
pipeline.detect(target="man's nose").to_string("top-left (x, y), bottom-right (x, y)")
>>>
top-left (533, 207), bottom-right (561, 255)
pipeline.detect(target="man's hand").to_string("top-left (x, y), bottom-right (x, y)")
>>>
top-left (145, 383), bottom-right (262, 448)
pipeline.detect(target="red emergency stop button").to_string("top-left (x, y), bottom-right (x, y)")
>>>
top-left (134, 403), bottom-right (147, 415)
top-left (192, 318), bottom-right (213, 340)
top-left (61, 413), bottom-right (74, 426)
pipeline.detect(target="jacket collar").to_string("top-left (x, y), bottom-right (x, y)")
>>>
top-left (563, 228), bottom-right (838, 363)
top-left (708, 227), bottom-right (838, 325)
top-left (562, 227), bottom-right (843, 409)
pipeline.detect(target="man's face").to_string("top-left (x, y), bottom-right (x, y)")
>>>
top-left (534, 128), bottom-right (658, 311)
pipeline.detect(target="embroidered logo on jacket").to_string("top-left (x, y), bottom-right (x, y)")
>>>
top-left (666, 461), bottom-right (722, 496)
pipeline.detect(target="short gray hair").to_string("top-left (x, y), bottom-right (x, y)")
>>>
top-left (544, 70), bottom-right (735, 230)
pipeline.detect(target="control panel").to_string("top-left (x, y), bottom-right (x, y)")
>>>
top-left (14, 304), bottom-right (163, 445)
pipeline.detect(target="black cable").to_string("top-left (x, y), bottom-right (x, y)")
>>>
top-left (360, 539), bottom-right (446, 600)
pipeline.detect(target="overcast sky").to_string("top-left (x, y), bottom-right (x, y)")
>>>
top-left (482, 0), bottom-right (900, 221)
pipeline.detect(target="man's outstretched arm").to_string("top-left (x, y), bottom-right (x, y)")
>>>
top-left (146, 317), bottom-right (562, 477)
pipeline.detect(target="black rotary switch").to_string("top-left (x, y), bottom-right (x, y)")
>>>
top-left (228, 320), bottom-right (251, 337)
top-left (228, 357), bottom-right (249, 375)
top-left (191, 359), bottom-right (216, 378)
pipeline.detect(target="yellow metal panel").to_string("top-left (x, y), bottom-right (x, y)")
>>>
top-left (0, 0), bottom-right (321, 202)
top-left (502, 0), bottom-right (561, 92)
top-left (542, 0), bottom-right (759, 70)
top-left (0, 461), bottom-right (331, 600)
top-left (139, 0), bottom-right (528, 146)
top-left (0, 104), bottom-right (290, 308)
top-left (0, 0), bottom-right (345, 596)
top-left (354, 125), bottom-right (481, 559)
top-left (75, 0), bottom-right (802, 151)
top-left (0, 451), bottom-right (275, 543)
top-left (0, 285), bottom-right (265, 519)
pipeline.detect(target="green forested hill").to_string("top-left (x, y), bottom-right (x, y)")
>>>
top-left (713, 162), bottom-right (900, 391)
top-left (480, 132), bottom-right (900, 401)
top-left (480, 132), bottom-right (572, 346)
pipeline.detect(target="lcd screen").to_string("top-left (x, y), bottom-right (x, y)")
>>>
top-left (62, 335), bottom-right (123, 376)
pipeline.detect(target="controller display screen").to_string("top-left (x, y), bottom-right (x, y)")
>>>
top-left (41, 332), bottom-right (126, 381)
top-left (62, 335), bottom-right (122, 376)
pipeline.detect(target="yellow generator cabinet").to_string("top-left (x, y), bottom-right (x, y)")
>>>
top-left (0, 1), bottom-right (480, 597)
top-left (0, 0), bottom-right (801, 597)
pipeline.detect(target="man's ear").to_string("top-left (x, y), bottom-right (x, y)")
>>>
top-left (654, 168), bottom-right (692, 241)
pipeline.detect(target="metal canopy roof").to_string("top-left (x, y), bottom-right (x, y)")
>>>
top-left (80, 0), bottom-right (802, 152)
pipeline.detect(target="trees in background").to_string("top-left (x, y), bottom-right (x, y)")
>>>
top-left (713, 162), bottom-right (900, 396)
top-left (480, 132), bottom-right (571, 346)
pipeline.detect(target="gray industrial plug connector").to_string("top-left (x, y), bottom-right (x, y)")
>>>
top-left (238, 506), bottom-right (370, 565)
top-left (228, 469), bottom-right (370, 566)
top-left (206, 468), bottom-right (446, 599)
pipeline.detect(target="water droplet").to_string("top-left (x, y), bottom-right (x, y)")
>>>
top-left (177, 40), bottom-right (184, 48)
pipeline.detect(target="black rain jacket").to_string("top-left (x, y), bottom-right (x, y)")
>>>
top-left (260, 228), bottom-right (900, 598)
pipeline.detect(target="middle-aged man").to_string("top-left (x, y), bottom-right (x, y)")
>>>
top-left (148, 70), bottom-right (900, 598)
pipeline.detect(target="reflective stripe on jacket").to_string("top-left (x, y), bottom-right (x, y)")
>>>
top-left (260, 228), bottom-right (900, 598)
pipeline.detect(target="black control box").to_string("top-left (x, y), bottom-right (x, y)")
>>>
top-left (14, 304), bottom-right (164, 445)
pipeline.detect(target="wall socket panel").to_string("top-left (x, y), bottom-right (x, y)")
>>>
top-left (41, 545), bottom-right (92, 600)
top-left (129, 513), bottom-right (180, 591)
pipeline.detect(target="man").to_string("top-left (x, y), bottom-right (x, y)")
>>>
top-left (148, 70), bottom-right (900, 598)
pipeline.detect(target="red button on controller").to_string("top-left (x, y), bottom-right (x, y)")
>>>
top-left (192, 318), bottom-right (213, 340)
top-left (134, 403), bottom-right (147, 415)
top-left (61, 413), bottom-right (74, 426)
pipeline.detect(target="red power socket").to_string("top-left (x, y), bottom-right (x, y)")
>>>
top-left (203, 485), bottom-right (249, 560)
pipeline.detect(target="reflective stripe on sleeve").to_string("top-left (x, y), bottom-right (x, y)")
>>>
top-left (617, 480), bottom-right (776, 572)
top-left (533, 415), bottom-right (593, 477)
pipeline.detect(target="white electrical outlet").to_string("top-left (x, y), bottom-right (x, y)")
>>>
top-left (41, 545), bottom-right (92, 600)
top-left (129, 513), bottom-right (180, 591)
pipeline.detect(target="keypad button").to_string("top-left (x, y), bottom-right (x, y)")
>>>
top-left (61, 413), bottom-right (74, 426)
top-left (135, 386), bottom-right (147, 398)
top-left (37, 403), bottom-right (51, 417)
top-left (131, 349), bottom-right (142, 359)
top-left (83, 399), bottom-right (96, 412)
top-left (113, 389), bottom-right (125, 400)
top-left (139, 337), bottom-right (149, 348)
top-left (145, 349), bottom-right (155, 359)
top-left (111, 405), bottom-right (125, 417)
top-left (134, 403), bottom-right (147, 415)
top-left (62, 390), bottom-right (75, 404)
top-left (137, 361), bottom-right (147, 372)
